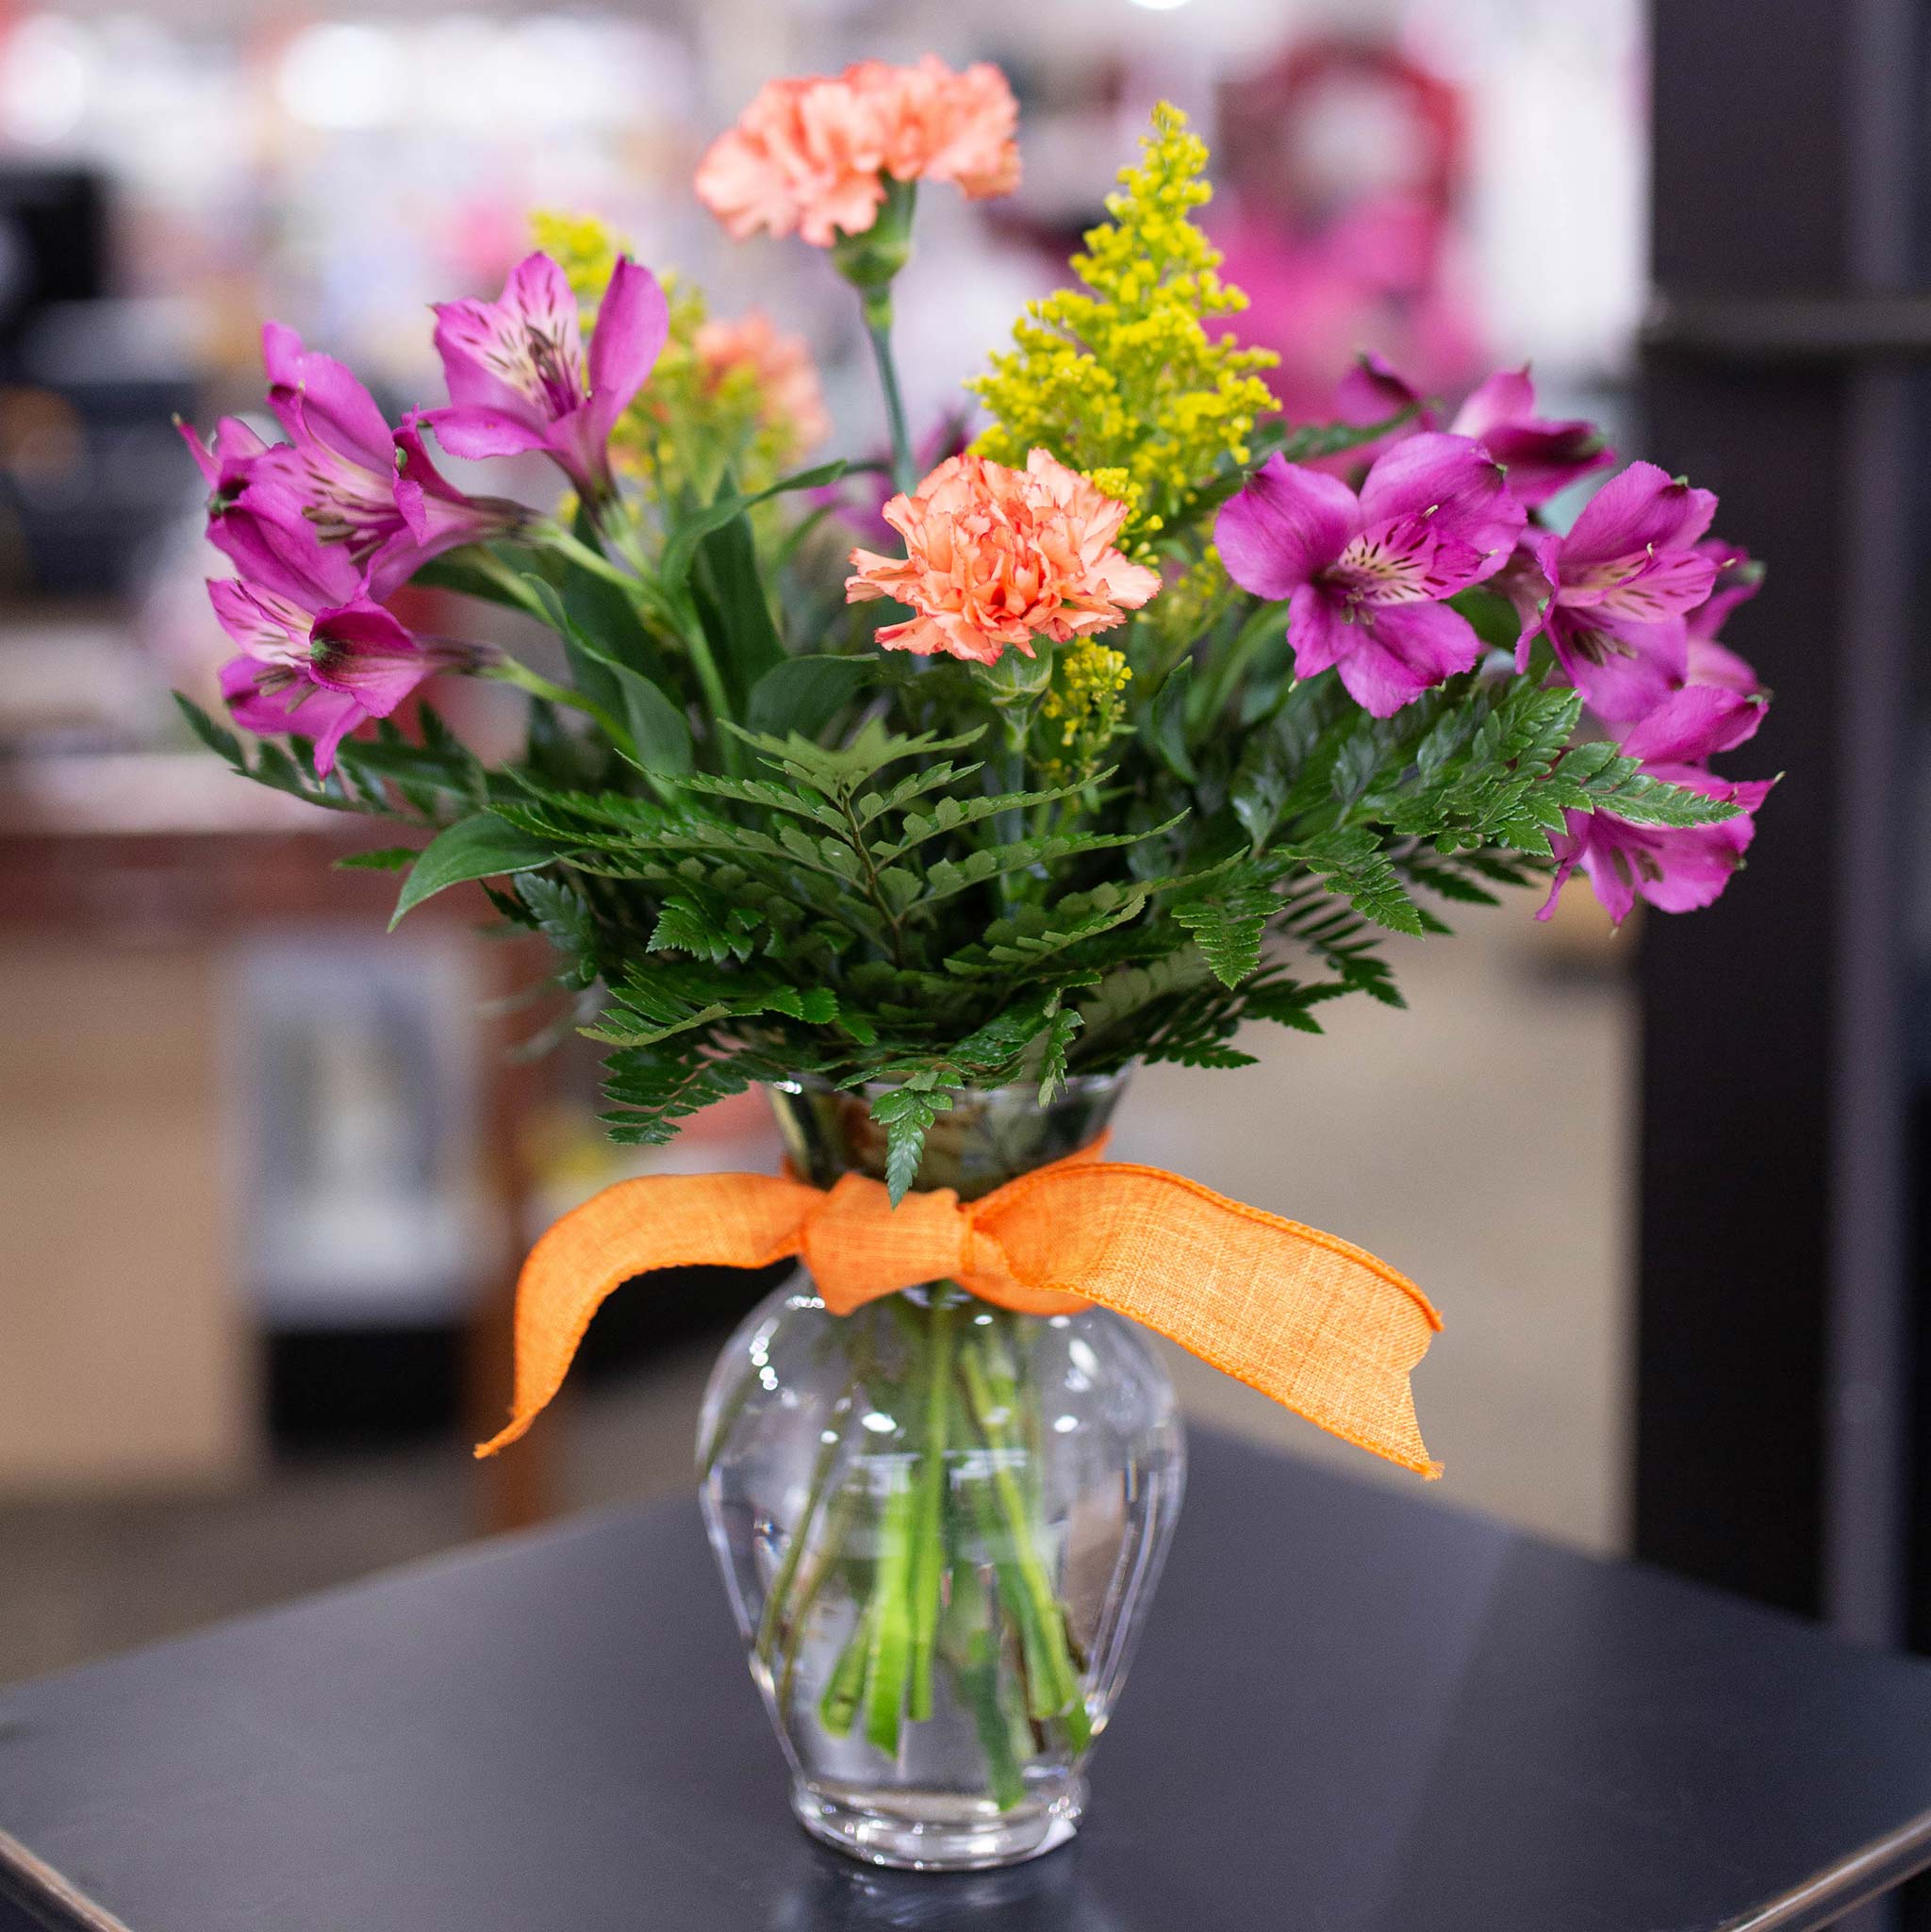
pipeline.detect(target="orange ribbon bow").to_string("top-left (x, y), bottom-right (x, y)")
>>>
top-left (477, 1137), bottom-right (1443, 1477)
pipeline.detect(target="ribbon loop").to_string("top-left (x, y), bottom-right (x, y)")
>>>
top-left (477, 1153), bottom-right (1441, 1478)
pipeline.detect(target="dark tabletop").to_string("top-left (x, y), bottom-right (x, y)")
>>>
top-left (5, 1428), bottom-right (1931, 1932)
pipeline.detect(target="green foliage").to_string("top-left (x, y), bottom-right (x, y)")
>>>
top-left (391, 813), bottom-right (563, 927)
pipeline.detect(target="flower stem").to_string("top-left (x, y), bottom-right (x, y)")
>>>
top-left (863, 296), bottom-right (917, 499)
top-left (536, 520), bottom-right (640, 593)
top-left (487, 657), bottom-right (632, 754)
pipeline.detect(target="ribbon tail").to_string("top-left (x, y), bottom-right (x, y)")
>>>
top-left (975, 1164), bottom-right (1444, 1478)
top-left (473, 1172), bottom-right (817, 1459)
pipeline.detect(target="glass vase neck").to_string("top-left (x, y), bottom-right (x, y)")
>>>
top-left (765, 1072), bottom-right (1130, 1200)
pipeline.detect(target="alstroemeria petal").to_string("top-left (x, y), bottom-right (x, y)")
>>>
top-left (1561, 460), bottom-right (1717, 568)
top-left (220, 657), bottom-right (366, 777)
top-left (1622, 685), bottom-right (1766, 767)
top-left (1358, 431), bottom-right (1525, 569)
top-left (307, 602), bottom-right (436, 716)
top-left (1215, 454), bottom-right (1359, 600)
top-left (1536, 809), bottom-right (1593, 922)
top-left (1448, 368), bottom-right (1537, 442)
top-left (1547, 611), bottom-right (1688, 724)
top-left (421, 403), bottom-right (552, 464)
top-left (210, 480), bottom-right (366, 611)
top-left (1686, 634), bottom-right (1763, 695)
top-left (586, 257), bottom-right (669, 446)
top-left (262, 322), bottom-right (394, 475)
top-left (208, 577), bottom-right (310, 662)
top-left (1336, 352), bottom-right (1429, 428)
top-left (1583, 545), bottom-right (1720, 623)
top-left (1330, 599), bottom-right (1482, 717)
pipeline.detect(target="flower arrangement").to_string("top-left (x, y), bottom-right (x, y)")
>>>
top-left (178, 91), bottom-right (1770, 1198)
top-left (175, 66), bottom-right (1773, 1863)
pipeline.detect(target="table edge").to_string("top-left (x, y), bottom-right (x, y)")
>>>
top-left (0, 1828), bottom-right (127, 1932)
top-left (1717, 1806), bottom-right (1931, 1930)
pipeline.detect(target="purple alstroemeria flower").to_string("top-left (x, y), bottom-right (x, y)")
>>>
top-left (1447, 367), bottom-right (1613, 508)
top-left (258, 323), bottom-right (521, 595)
top-left (179, 415), bottom-right (272, 509)
top-left (1333, 357), bottom-right (1610, 506)
top-left (1510, 461), bottom-right (1722, 723)
top-left (1538, 683), bottom-right (1774, 927)
top-left (207, 497), bottom-right (482, 776)
top-left (421, 252), bottom-right (668, 504)
top-left (220, 654), bottom-right (363, 767)
top-left (1214, 431), bottom-right (1528, 717)
top-left (1683, 538), bottom-right (1766, 695)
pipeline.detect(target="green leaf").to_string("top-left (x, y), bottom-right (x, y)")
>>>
top-left (649, 889), bottom-right (762, 965)
top-left (582, 956), bottom-right (838, 1049)
top-left (173, 691), bottom-right (242, 768)
top-left (746, 655), bottom-right (872, 739)
top-left (875, 773), bottom-right (1108, 859)
top-left (1147, 658), bottom-right (1197, 781)
top-left (1173, 883), bottom-right (1278, 987)
top-left (1035, 1008), bottom-right (1081, 1102)
top-left (1573, 761), bottom-right (1750, 828)
top-left (519, 573), bottom-right (692, 776)
top-left (1287, 829), bottom-right (1427, 937)
top-left (334, 846), bottom-right (420, 872)
top-left (674, 771), bottom-right (845, 830)
top-left (602, 1042), bottom-right (766, 1147)
top-left (659, 459), bottom-right (849, 590)
top-left (517, 873), bottom-right (601, 989)
top-left (916, 816), bottom-right (1186, 914)
top-left (390, 813), bottom-right (561, 927)
top-left (690, 508), bottom-right (786, 709)
top-left (869, 1084), bottom-right (950, 1205)
top-left (728, 717), bottom-right (986, 799)
top-left (1446, 586), bottom-right (1526, 653)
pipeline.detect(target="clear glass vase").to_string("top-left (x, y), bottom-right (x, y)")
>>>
top-left (697, 1073), bottom-right (1186, 1871)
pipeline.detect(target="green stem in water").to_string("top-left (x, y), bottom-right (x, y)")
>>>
top-left (753, 1381), bottom-right (855, 1666)
top-left (859, 1426), bottom-right (920, 1754)
top-left (942, 1560), bottom-right (1029, 1813)
top-left (779, 1476), bottom-right (861, 1722)
top-left (958, 1333), bottom-right (1091, 1749)
top-left (818, 1584), bottom-right (876, 1738)
top-left (906, 1295), bottom-right (956, 1722)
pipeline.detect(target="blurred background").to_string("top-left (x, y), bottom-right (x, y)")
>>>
top-left (0, 0), bottom-right (1917, 1740)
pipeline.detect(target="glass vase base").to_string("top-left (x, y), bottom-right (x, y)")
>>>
top-left (789, 1774), bottom-right (1084, 1871)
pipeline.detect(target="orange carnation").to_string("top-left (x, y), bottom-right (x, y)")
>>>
top-left (846, 450), bottom-right (1162, 666)
top-left (695, 58), bottom-right (1020, 251)
top-left (857, 56), bottom-right (1021, 202)
top-left (695, 311), bottom-right (831, 458)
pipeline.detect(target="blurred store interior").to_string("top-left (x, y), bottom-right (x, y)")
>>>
top-left (1, 0), bottom-right (1872, 1687)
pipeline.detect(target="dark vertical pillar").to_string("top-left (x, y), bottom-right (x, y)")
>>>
top-left (1640, 0), bottom-right (1917, 1642)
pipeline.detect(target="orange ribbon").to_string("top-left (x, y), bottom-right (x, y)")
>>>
top-left (478, 1135), bottom-right (1442, 1476)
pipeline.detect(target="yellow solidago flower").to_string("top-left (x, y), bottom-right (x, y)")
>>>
top-left (1036, 638), bottom-right (1132, 785)
top-left (968, 103), bottom-right (1278, 556)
